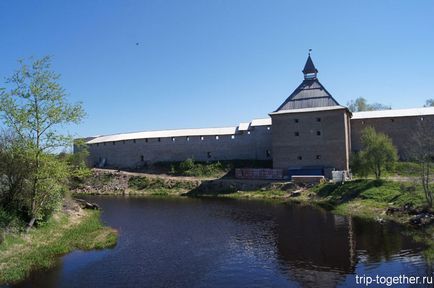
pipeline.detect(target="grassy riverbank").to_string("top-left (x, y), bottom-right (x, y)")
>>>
top-left (0, 209), bottom-right (117, 284)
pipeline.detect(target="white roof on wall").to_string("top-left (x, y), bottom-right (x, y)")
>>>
top-left (86, 117), bottom-right (272, 144)
top-left (238, 122), bottom-right (250, 131)
top-left (352, 107), bottom-right (434, 120)
top-left (251, 118), bottom-right (272, 126)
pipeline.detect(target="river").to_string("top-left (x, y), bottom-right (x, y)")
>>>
top-left (11, 196), bottom-right (432, 287)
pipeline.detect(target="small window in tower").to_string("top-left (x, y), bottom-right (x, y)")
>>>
top-left (140, 155), bottom-right (144, 162)
top-left (421, 117), bottom-right (424, 121)
top-left (172, 137), bottom-right (176, 142)
top-left (122, 140), bottom-right (125, 144)
top-left (145, 138), bottom-right (148, 143)
top-left (103, 142), bottom-right (106, 146)
top-left (207, 152), bottom-right (212, 159)
top-left (186, 136), bottom-right (190, 141)
top-left (390, 118), bottom-right (395, 122)
top-left (294, 132), bottom-right (300, 136)
top-left (316, 155), bottom-right (321, 159)
top-left (294, 119), bottom-right (299, 123)
top-left (200, 136), bottom-right (204, 141)
top-left (316, 117), bottom-right (321, 122)
top-left (112, 141), bottom-right (115, 145)
top-left (297, 156), bottom-right (302, 160)
top-left (267, 126), bottom-right (271, 130)
top-left (97, 143), bottom-right (99, 147)
top-left (266, 150), bottom-right (271, 157)
top-left (361, 121), bottom-right (365, 125)
top-left (231, 135), bottom-right (235, 139)
top-left (133, 139), bottom-right (136, 144)
top-left (247, 131), bottom-right (251, 135)
top-left (215, 136), bottom-right (219, 140)
top-left (158, 138), bottom-right (161, 142)
top-left (316, 131), bottom-right (321, 136)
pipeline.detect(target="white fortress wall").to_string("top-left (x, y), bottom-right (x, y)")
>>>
top-left (85, 118), bottom-right (272, 168)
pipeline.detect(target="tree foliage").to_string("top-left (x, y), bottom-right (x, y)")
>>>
top-left (0, 56), bottom-right (85, 228)
top-left (347, 97), bottom-right (391, 112)
top-left (351, 127), bottom-right (398, 179)
top-left (424, 99), bottom-right (434, 107)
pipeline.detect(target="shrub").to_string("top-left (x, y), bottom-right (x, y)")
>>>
top-left (351, 127), bottom-right (398, 179)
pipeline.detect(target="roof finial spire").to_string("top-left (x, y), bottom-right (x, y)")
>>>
top-left (303, 50), bottom-right (318, 80)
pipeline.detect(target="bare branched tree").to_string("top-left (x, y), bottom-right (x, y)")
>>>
top-left (408, 118), bottom-right (434, 208)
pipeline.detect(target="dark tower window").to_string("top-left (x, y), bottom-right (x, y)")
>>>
top-left (294, 132), bottom-right (300, 136)
top-left (112, 141), bottom-right (115, 145)
top-left (266, 150), bottom-right (271, 157)
top-left (207, 152), bottom-right (212, 159)
top-left (316, 117), bottom-right (321, 122)
top-left (133, 139), bottom-right (136, 143)
top-left (316, 131), bottom-right (321, 136)
top-left (145, 138), bottom-right (148, 143)
top-left (294, 119), bottom-right (299, 123)
top-left (140, 155), bottom-right (144, 161)
top-left (316, 155), bottom-right (321, 159)
top-left (158, 138), bottom-right (161, 142)
top-left (122, 140), bottom-right (125, 144)
top-left (297, 156), bottom-right (302, 160)
top-left (390, 119), bottom-right (395, 122)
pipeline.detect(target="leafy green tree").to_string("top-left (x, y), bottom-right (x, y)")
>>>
top-left (347, 97), bottom-right (391, 112)
top-left (424, 99), bottom-right (434, 107)
top-left (0, 131), bottom-right (34, 213)
top-left (351, 127), bottom-right (398, 179)
top-left (0, 56), bottom-right (85, 228)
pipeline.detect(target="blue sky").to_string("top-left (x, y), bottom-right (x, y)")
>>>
top-left (1, 0), bottom-right (433, 138)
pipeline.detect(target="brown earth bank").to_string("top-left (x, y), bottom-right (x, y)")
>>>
top-left (73, 168), bottom-right (297, 196)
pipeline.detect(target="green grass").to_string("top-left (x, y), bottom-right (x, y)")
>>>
top-left (169, 159), bottom-right (229, 178)
top-left (312, 179), bottom-right (427, 220)
top-left (150, 159), bottom-right (272, 178)
top-left (128, 176), bottom-right (198, 191)
top-left (390, 162), bottom-right (423, 177)
top-left (0, 210), bottom-right (117, 284)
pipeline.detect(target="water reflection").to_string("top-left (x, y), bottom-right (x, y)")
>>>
top-left (11, 197), bottom-right (431, 288)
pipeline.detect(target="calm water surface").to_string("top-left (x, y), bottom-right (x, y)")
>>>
top-left (11, 197), bottom-right (433, 287)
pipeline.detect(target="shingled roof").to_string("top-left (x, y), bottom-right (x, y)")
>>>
top-left (275, 55), bottom-right (340, 111)
top-left (302, 55), bottom-right (318, 74)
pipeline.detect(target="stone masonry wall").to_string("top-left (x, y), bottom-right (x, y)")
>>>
top-left (271, 109), bottom-right (351, 174)
top-left (87, 125), bottom-right (272, 169)
top-left (350, 114), bottom-right (434, 160)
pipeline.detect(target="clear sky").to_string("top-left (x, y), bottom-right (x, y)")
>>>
top-left (1, 0), bottom-right (433, 138)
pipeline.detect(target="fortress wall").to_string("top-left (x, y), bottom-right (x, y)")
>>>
top-left (350, 115), bottom-right (434, 159)
top-left (87, 126), bottom-right (272, 168)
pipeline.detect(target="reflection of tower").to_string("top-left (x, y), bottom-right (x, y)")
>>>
top-left (348, 216), bottom-right (357, 268)
top-left (274, 205), bottom-right (356, 287)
